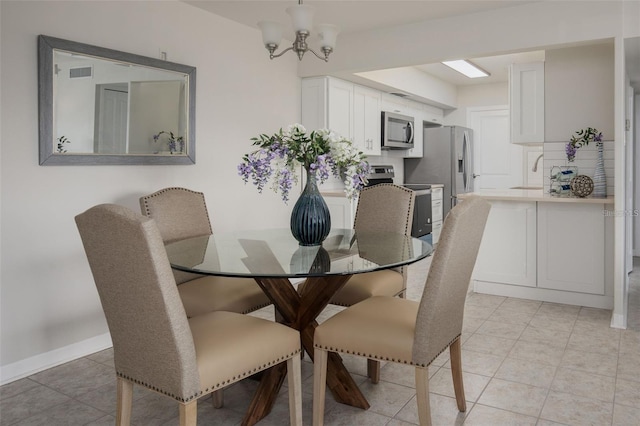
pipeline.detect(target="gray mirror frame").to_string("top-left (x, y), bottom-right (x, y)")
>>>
top-left (38, 35), bottom-right (196, 165)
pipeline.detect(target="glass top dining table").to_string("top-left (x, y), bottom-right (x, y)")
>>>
top-left (165, 228), bottom-right (432, 278)
top-left (165, 228), bottom-right (432, 426)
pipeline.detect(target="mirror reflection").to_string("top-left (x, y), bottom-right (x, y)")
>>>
top-left (55, 51), bottom-right (188, 156)
top-left (39, 35), bottom-right (196, 165)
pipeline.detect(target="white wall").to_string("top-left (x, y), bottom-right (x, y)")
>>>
top-left (0, 0), bottom-right (300, 383)
top-left (542, 43), bottom-right (616, 195)
top-left (445, 82), bottom-right (508, 127)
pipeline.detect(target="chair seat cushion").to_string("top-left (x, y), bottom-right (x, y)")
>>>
top-left (190, 311), bottom-right (300, 394)
top-left (315, 296), bottom-right (418, 365)
top-left (178, 276), bottom-right (271, 317)
top-left (330, 270), bottom-right (404, 307)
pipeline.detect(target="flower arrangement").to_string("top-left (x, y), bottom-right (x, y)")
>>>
top-left (153, 131), bottom-right (184, 155)
top-left (56, 135), bottom-right (70, 153)
top-left (566, 127), bottom-right (602, 162)
top-left (238, 124), bottom-right (370, 203)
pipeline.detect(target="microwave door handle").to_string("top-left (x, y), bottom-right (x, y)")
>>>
top-left (407, 121), bottom-right (414, 143)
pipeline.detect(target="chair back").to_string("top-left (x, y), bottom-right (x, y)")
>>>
top-left (354, 184), bottom-right (415, 235)
top-left (140, 187), bottom-right (213, 284)
top-left (75, 204), bottom-right (201, 400)
top-left (140, 187), bottom-right (212, 244)
top-left (412, 197), bottom-right (490, 366)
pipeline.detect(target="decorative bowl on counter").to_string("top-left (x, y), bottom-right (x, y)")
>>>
top-left (570, 175), bottom-right (594, 197)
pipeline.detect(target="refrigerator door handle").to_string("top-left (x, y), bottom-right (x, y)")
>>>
top-left (462, 131), bottom-right (469, 191)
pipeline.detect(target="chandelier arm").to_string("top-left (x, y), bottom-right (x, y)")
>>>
top-left (307, 47), bottom-right (329, 62)
top-left (269, 46), bottom-right (295, 60)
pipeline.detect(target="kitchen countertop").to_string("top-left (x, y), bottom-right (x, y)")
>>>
top-left (322, 183), bottom-right (444, 198)
top-left (460, 189), bottom-right (615, 204)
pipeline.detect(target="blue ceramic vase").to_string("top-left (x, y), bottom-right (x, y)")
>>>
top-left (290, 169), bottom-right (331, 246)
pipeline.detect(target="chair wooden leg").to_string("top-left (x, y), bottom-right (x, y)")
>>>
top-left (287, 354), bottom-right (303, 426)
top-left (449, 338), bottom-right (466, 412)
top-left (116, 377), bottom-right (133, 426)
top-left (179, 400), bottom-right (197, 426)
top-left (211, 389), bottom-right (224, 408)
top-left (367, 359), bottom-right (380, 384)
top-left (415, 367), bottom-right (432, 426)
top-left (312, 348), bottom-right (329, 426)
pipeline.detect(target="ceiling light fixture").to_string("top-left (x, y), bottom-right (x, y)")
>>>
top-left (442, 60), bottom-right (490, 78)
top-left (258, 0), bottom-right (339, 62)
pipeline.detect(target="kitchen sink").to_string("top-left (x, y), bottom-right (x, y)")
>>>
top-left (510, 186), bottom-right (543, 190)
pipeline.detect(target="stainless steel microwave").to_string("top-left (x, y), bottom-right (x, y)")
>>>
top-left (381, 111), bottom-right (414, 149)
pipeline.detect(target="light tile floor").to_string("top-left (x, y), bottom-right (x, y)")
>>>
top-left (2, 257), bottom-right (640, 425)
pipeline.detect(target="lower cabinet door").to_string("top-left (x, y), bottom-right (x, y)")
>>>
top-left (537, 203), bottom-right (605, 294)
top-left (473, 201), bottom-right (537, 287)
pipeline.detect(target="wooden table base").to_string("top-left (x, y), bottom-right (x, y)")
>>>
top-left (241, 275), bottom-right (370, 426)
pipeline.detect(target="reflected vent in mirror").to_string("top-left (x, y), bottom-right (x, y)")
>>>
top-left (69, 66), bottom-right (92, 79)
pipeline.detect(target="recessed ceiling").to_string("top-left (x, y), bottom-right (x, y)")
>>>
top-left (415, 51), bottom-right (546, 86)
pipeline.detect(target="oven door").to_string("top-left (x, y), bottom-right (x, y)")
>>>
top-left (411, 191), bottom-right (432, 238)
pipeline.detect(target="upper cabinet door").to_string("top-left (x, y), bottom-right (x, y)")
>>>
top-left (327, 78), bottom-right (354, 139)
top-left (510, 62), bottom-right (545, 144)
top-left (353, 85), bottom-right (381, 156)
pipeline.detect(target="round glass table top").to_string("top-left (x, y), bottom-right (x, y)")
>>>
top-left (165, 228), bottom-right (432, 279)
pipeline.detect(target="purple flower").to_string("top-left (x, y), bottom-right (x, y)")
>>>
top-left (565, 143), bottom-right (577, 162)
top-left (239, 124), bottom-right (369, 203)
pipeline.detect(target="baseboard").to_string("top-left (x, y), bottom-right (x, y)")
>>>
top-left (0, 332), bottom-right (112, 385)
top-left (610, 312), bottom-right (627, 329)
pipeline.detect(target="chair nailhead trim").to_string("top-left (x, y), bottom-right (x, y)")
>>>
top-left (241, 301), bottom-right (272, 314)
top-left (117, 348), bottom-right (301, 403)
top-left (314, 334), bottom-right (461, 368)
top-left (141, 187), bottom-right (213, 234)
top-left (199, 349), bottom-right (301, 395)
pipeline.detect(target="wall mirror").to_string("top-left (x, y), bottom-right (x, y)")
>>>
top-left (38, 35), bottom-right (196, 165)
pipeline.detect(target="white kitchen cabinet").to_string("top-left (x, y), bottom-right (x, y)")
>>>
top-left (474, 201), bottom-right (537, 287)
top-left (323, 193), bottom-right (356, 229)
top-left (303, 77), bottom-right (444, 160)
top-left (353, 85), bottom-right (381, 156)
top-left (381, 93), bottom-right (411, 115)
top-left (404, 103), bottom-right (423, 158)
top-left (537, 203), bottom-right (605, 294)
top-left (301, 77), bottom-right (353, 139)
top-left (471, 195), bottom-right (613, 309)
top-left (423, 104), bottom-right (444, 126)
top-left (431, 186), bottom-right (443, 244)
top-left (510, 62), bottom-right (544, 144)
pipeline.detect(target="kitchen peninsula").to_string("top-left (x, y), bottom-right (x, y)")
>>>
top-left (461, 189), bottom-right (615, 309)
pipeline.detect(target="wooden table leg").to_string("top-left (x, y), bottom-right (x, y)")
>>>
top-left (241, 275), bottom-right (369, 425)
top-left (241, 363), bottom-right (287, 426)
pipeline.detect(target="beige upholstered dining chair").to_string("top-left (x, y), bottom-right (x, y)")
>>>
top-left (76, 204), bottom-right (302, 426)
top-left (139, 187), bottom-right (271, 318)
top-left (316, 183), bottom-right (415, 383)
top-left (312, 196), bottom-right (491, 426)
top-left (331, 183), bottom-right (415, 306)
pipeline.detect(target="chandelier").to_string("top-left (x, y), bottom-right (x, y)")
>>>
top-left (258, 0), bottom-right (339, 62)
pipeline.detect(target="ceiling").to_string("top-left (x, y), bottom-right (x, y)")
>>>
top-left (186, 1), bottom-right (533, 36)
top-left (186, 1), bottom-right (640, 88)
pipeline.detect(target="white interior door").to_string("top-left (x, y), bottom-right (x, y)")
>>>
top-left (468, 106), bottom-right (523, 189)
top-left (95, 84), bottom-right (128, 154)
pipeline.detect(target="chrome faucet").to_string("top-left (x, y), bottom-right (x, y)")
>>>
top-left (532, 153), bottom-right (543, 172)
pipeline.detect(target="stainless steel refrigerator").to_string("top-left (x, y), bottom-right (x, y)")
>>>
top-left (404, 125), bottom-right (475, 217)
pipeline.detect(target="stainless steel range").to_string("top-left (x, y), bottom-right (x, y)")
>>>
top-left (366, 165), bottom-right (432, 238)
